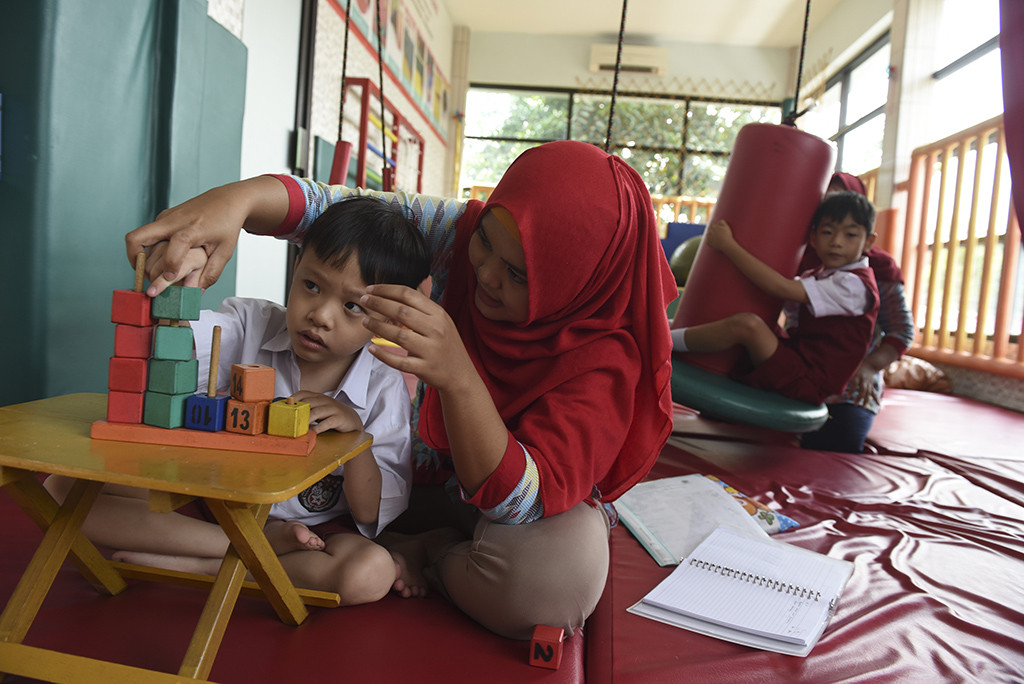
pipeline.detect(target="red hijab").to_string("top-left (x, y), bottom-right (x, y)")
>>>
top-left (419, 141), bottom-right (676, 509)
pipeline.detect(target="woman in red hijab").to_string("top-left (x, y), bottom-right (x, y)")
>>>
top-left (125, 141), bottom-right (677, 639)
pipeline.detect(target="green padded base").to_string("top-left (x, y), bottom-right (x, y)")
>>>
top-left (671, 356), bottom-right (828, 433)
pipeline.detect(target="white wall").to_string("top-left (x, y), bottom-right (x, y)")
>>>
top-left (234, 0), bottom-right (302, 303)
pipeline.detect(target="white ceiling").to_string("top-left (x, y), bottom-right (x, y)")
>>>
top-left (441, 0), bottom-right (844, 49)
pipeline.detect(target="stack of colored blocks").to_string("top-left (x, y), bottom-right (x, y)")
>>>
top-left (107, 289), bottom-right (156, 423)
top-left (143, 286), bottom-right (202, 429)
top-left (223, 364), bottom-right (275, 435)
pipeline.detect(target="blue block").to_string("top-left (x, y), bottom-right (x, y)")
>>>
top-left (185, 393), bottom-right (230, 432)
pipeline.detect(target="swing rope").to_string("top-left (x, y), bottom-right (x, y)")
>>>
top-left (604, 0), bottom-right (628, 153)
top-left (337, 0), bottom-right (353, 141)
top-left (375, 0), bottom-right (391, 189)
top-left (784, 0), bottom-right (812, 126)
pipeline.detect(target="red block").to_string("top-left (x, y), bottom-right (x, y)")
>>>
top-left (111, 290), bottom-right (152, 327)
top-left (230, 364), bottom-right (276, 402)
top-left (106, 390), bottom-right (145, 424)
top-left (108, 357), bottom-right (148, 393)
top-left (113, 324), bottom-right (154, 358)
top-left (528, 625), bottom-right (564, 669)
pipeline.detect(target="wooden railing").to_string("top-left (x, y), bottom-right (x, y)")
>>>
top-left (651, 195), bottom-right (717, 235)
top-left (874, 115), bottom-right (1024, 378)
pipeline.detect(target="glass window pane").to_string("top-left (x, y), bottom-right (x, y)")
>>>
top-left (838, 113), bottom-right (885, 175)
top-left (610, 97), bottom-right (685, 148)
top-left (570, 94), bottom-right (612, 145)
top-left (845, 42), bottom-right (890, 124)
top-left (934, 0), bottom-right (1000, 69)
top-left (687, 103), bottom-right (782, 153)
top-left (800, 83), bottom-right (841, 142)
top-left (464, 89), bottom-right (569, 140)
top-left (457, 138), bottom-right (536, 194)
top-left (932, 48), bottom-right (1003, 139)
top-left (615, 147), bottom-right (683, 196)
top-left (683, 153), bottom-right (729, 198)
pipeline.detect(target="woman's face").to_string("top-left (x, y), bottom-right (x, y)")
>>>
top-left (468, 211), bottom-right (529, 323)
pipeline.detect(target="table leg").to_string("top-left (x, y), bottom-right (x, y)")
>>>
top-left (1, 469), bottom-right (126, 597)
top-left (205, 500), bottom-right (308, 626)
top-left (0, 479), bottom-right (105, 644)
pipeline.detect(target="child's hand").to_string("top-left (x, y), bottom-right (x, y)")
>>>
top-left (704, 220), bottom-right (736, 252)
top-left (848, 364), bottom-right (881, 407)
top-left (289, 391), bottom-right (364, 434)
top-left (142, 245), bottom-right (210, 293)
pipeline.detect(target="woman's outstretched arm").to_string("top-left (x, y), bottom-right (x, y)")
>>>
top-left (125, 175), bottom-right (290, 295)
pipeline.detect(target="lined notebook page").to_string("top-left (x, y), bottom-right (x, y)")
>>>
top-left (640, 526), bottom-right (851, 646)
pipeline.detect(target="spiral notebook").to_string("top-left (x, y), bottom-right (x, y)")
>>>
top-left (628, 525), bottom-right (853, 656)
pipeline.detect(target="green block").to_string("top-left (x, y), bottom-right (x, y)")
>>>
top-left (152, 325), bottom-right (194, 361)
top-left (148, 358), bottom-right (198, 395)
top-left (151, 285), bottom-right (202, 321)
top-left (143, 391), bottom-right (190, 429)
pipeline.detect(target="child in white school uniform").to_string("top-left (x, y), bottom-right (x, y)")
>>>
top-left (45, 196), bottom-right (431, 605)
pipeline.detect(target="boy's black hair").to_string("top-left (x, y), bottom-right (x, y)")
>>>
top-left (298, 196), bottom-right (430, 288)
top-left (811, 190), bottom-right (876, 234)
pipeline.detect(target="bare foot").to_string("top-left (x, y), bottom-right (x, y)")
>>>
top-left (390, 549), bottom-right (429, 598)
top-left (379, 528), bottom-right (464, 599)
top-left (111, 550), bottom-right (220, 575)
top-left (264, 519), bottom-right (325, 554)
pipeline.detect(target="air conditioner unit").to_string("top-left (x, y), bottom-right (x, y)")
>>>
top-left (589, 43), bottom-right (668, 76)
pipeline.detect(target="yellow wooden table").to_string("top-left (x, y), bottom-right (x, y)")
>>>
top-left (0, 393), bottom-right (372, 683)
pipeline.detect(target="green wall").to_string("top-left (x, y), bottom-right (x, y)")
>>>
top-left (0, 0), bottom-right (246, 406)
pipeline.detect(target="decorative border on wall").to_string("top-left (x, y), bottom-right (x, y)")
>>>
top-left (327, 0), bottom-right (449, 141)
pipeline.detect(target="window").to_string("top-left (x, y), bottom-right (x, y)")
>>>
top-left (459, 86), bottom-right (781, 199)
top-left (800, 33), bottom-right (890, 175)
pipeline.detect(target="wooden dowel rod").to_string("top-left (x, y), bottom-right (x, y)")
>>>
top-left (208, 326), bottom-right (221, 398)
top-left (133, 252), bottom-right (146, 293)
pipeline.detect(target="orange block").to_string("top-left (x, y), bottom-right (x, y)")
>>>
top-left (230, 364), bottom-right (276, 402)
top-left (225, 398), bottom-right (270, 435)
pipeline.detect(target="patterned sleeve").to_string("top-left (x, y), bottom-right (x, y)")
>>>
top-left (267, 175), bottom-right (467, 302)
top-left (875, 281), bottom-right (914, 357)
top-left (461, 442), bottom-right (544, 524)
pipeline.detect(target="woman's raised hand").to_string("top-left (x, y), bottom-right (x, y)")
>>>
top-left (359, 284), bottom-right (476, 393)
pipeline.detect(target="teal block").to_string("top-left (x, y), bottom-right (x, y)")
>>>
top-left (143, 391), bottom-right (189, 429)
top-left (148, 358), bottom-right (198, 395)
top-left (152, 325), bottom-right (194, 361)
top-left (151, 285), bottom-right (202, 321)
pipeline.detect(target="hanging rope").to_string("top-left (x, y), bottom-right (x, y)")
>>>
top-left (604, 0), bottom-right (628, 153)
top-left (337, 0), bottom-right (353, 140)
top-left (783, 0), bottom-right (812, 126)
top-left (375, 0), bottom-right (392, 189)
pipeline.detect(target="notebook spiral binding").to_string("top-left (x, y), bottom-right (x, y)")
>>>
top-left (689, 557), bottom-right (822, 601)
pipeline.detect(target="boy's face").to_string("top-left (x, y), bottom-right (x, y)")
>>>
top-left (810, 213), bottom-right (875, 270)
top-left (286, 249), bottom-right (374, 367)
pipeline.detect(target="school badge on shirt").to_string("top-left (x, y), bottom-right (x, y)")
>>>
top-left (298, 475), bottom-right (344, 513)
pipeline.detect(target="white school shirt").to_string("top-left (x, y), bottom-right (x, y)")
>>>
top-left (783, 256), bottom-right (873, 329)
top-left (191, 297), bottom-right (412, 538)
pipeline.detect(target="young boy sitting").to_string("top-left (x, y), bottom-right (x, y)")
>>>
top-left (45, 196), bottom-right (431, 604)
top-left (672, 191), bottom-right (880, 405)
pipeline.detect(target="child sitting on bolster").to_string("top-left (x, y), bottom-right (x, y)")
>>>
top-left (672, 191), bottom-right (880, 405)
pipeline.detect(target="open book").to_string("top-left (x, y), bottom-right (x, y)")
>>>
top-left (628, 526), bottom-right (853, 656)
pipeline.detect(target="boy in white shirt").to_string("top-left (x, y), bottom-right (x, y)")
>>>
top-left (45, 196), bottom-right (430, 605)
top-left (672, 191), bottom-right (880, 405)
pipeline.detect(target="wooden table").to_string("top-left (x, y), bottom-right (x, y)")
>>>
top-left (0, 393), bottom-right (372, 683)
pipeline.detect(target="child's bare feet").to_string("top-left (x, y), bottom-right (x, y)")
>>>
top-left (264, 519), bottom-right (325, 554)
top-left (379, 527), bottom-right (464, 599)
